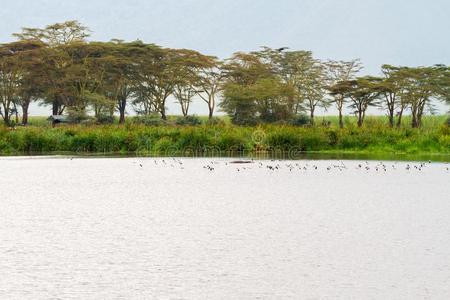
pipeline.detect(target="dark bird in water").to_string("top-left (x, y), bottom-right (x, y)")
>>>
top-left (204, 165), bottom-right (214, 171)
top-left (139, 164), bottom-right (143, 168)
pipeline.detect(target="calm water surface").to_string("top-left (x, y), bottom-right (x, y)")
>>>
top-left (0, 157), bottom-right (449, 299)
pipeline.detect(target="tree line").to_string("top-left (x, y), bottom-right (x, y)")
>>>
top-left (0, 21), bottom-right (448, 128)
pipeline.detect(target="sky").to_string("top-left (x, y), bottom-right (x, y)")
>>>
top-left (1, 0), bottom-right (449, 116)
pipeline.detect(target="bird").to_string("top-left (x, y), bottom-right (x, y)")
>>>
top-left (276, 47), bottom-right (289, 52)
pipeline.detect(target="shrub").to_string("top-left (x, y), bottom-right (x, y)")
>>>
top-left (0, 121), bottom-right (448, 155)
top-left (176, 129), bottom-right (211, 152)
top-left (67, 108), bottom-right (91, 124)
top-left (175, 115), bottom-right (202, 126)
top-left (265, 130), bottom-right (301, 151)
top-left (289, 114), bottom-right (311, 127)
top-left (134, 114), bottom-right (168, 126)
top-left (206, 117), bottom-right (226, 126)
top-left (96, 114), bottom-right (116, 124)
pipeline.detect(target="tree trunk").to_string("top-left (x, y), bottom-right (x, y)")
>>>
top-left (52, 101), bottom-right (59, 116)
top-left (14, 104), bottom-right (19, 125)
top-left (396, 107), bottom-right (404, 128)
top-left (208, 106), bottom-right (214, 119)
top-left (119, 109), bottom-right (125, 124)
top-left (310, 109), bottom-right (315, 126)
top-left (411, 108), bottom-right (418, 128)
top-left (338, 110), bottom-right (344, 128)
top-left (388, 114), bottom-right (394, 128)
top-left (181, 103), bottom-right (188, 117)
top-left (357, 111), bottom-right (363, 127)
top-left (21, 102), bottom-right (30, 125)
top-left (3, 109), bottom-right (10, 126)
top-left (417, 101), bottom-right (425, 128)
top-left (160, 109), bottom-right (167, 120)
top-left (117, 97), bottom-right (127, 124)
top-left (388, 108), bottom-right (394, 128)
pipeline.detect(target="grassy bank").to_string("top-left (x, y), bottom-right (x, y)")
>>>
top-left (0, 119), bottom-right (449, 157)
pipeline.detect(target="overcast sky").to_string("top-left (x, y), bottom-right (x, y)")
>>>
top-left (1, 0), bottom-right (449, 115)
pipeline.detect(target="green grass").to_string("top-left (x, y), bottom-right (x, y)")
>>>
top-left (26, 114), bottom-right (445, 129)
top-left (1, 116), bottom-right (449, 157)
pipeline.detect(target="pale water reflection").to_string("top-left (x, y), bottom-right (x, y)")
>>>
top-left (0, 157), bottom-right (449, 299)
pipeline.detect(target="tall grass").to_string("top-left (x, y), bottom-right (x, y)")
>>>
top-left (1, 119), bottom-right (449, 156)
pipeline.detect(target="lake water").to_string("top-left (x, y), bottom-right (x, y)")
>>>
top-left (0, 157), bottom-right (449, 299)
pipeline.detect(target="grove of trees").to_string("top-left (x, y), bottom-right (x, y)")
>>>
top-left (0, 21), bottom-right (448, 128)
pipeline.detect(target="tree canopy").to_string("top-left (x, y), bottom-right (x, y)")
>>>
top-left (0, 21), bottom-right (448, 128)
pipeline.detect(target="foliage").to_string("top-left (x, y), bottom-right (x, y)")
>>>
top-left (0, 118), bottom-right (448, 155)
top-left (133, 114), bottom-right (168, 126)
top-left (289, 114), bottom-right (311, 127)
top-left (0, 20), bottom-right (448, 131)
top-left (96, 114), bottom-right (116, 124)
top-left (206, 117), bottom-right (226, 126)
top-left (175, 115), bottom-right (203, 126)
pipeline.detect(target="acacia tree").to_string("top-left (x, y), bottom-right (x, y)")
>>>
top-left (101, 41), bottom-right (142, 124)
top-left (173, 83), bottom-right (196, 117)
top-left (397, 67), bottom-right (438, 128)
top-left (256, 48), bottom-right (327, 120)
top-left (434, 65), bottom-right (450, 107)
top-left (221, 52), bottom-right (295, 124)
top-left (14, 21), bottom-right (90, 116)
top-left (377, 65), bottom-right (404, 127)
top-left (59, 42), bottom-right (115, 119)
top-left (342, 77), bottom-right (381, 127)
top-left (196, 57), bottom-right (224, 119)
top-left (300, 61), bottom-right (328, 125)
top-left (325, 60), bottom-right (362, 128)
top-left (0, 44), bottom-right (21, 125)
top-left (0, 41), bottom-right (42, 125)
top-left (221, 52), bottom-right (272, 124)
top-left (132, 46), bottom-right (182, 120)
top-left (172, 50), bottom-right (214, 117)
top-left (16, 41), bottom-right (45, 125)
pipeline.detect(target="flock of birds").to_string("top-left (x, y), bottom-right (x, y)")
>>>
top-left (130, 157), bottom-right (450, 173)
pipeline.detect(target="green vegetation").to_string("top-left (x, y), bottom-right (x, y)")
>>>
top-left (0, 21), bottom-right (448, 128)
top-left (0, 21), bottom-right (448, 158)
top-left (0, 116), bottom-right (448, 156)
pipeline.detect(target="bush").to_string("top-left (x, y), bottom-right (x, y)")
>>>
top-left (289, 114), bottom-right (311, 127)
top-left (67, 108), bottom-right (91, 124)
top-left (96, 114), bottom-right (116, 125)
top-left (265, 130), bottom-right (301, 151)
top-left (231, 114), bottom-right (259, 126)
top-left (0, 122), bottom-right (448, 155)
top-left (175, 115), bottom-right (202, 126)
top-left (133, 114), bottom-right (167, 126)
top-left (445, 116), bottom-right (450, 127)
top-left (206, 117), bottom-right (226, 126)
